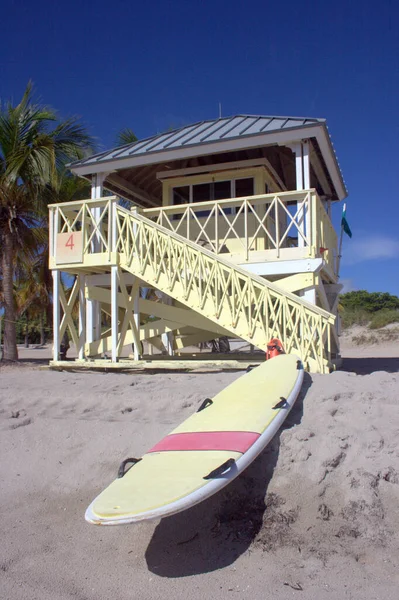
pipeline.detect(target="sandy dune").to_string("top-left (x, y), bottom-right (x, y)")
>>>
top-left (1, 333), bottom-right (398, 599)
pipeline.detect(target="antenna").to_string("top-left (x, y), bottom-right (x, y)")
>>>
top-left (219, 102), bottom-right (222, 118)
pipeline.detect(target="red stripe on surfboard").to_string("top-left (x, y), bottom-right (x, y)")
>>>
top-left (148, 431), bottom-right (260, 454)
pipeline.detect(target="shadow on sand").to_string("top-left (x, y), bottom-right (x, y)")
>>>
top-left (145, 372), bottom-right (312, 577)
top-left (342, 356), bottom-right (399, 375)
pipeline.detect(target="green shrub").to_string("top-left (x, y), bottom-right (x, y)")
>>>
top-left (369, 310), bottom-right (399, 329)
top-left (340, 308), bottom-right (370, 329)
top-left (340, 291), bottom-right (399, 313)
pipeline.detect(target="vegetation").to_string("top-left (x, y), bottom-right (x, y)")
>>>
top-left (0, 83), bottom-right (94, 360)
top-left (340, 291), bottom-right (399, 313)
top-left (340, 291), bottom-right (399, 330)
top-left (116, 128), bottom-right (137, 145)
top-left (368, 309), bottom-right (399, 330)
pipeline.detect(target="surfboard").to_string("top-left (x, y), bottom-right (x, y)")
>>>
top-left (85, 353), bottom-right (304, 525)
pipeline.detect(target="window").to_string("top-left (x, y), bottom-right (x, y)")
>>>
top-left (171, 177), bottom-right (254, 217)
top-left (235, 178), bottom-right (254, 198)
top-left (192, 180), bottom-right (231, 216)
top-left (172, 186), bottom-right (190, 205)
top-left (172, 186), bottom-right (189, 219)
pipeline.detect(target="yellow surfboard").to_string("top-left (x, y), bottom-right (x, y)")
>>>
top-left (85, 354), bottom-right (303, 525)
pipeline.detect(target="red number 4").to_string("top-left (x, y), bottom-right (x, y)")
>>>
top-left (66, 234), bottom-right (74, 250)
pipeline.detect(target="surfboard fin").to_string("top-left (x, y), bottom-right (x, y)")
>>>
top-left (197, 398), bottom-right (213, 412)
top-left (117, 457), bottom-right (142, 478)
top-left (203, 458), bottom-right (236, 480)
top-left (272, 397), bottom-right (289, 410)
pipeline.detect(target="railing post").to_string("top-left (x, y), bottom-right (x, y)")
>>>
top-left (244, 199), bottom-right (248, 261)
top-left (49, 208), bottom-right (54, 262)
top-left (275, 197), bottom-right (280, 258)
top-left (306, 192), bottom-right (313, 256)
top-left (54, 206), bottom-right (60, 262)
top-left (215, 204), bottom-right (219, 253)
top-left (311, 191), bottom-right (319, 259)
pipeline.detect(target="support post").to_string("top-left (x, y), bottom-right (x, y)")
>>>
top-left (86, 173), bottom-right (108, 347)
top-left (111, 266), bottom-right (119, 362)
top-left (53, 270), bottom-right (61, 360)
top-left (78, 275), bottom-right (86, 359)
top-left (161, 294), bottom-right (175, 356)
top-left (291, 142), bottom-right (305, 248)
top-left (133, 290), bottom-right (140, 361)
top-left (303, 287), bottom-right (316, 305)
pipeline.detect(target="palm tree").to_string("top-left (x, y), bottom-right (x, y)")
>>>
top-left (116, 128), bottom-right (138, 146)
top-left (0, 82), bottom-right (94, 360)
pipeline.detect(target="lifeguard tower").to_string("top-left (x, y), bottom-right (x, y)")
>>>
top-left (49, 115), bottom-right (347, 373)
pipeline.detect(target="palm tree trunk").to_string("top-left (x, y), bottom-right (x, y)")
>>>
top-left (25, 314), bottom-right (29, 348)
top-left (40, 312), bottom-right (45, 345)
top-left (1, 231), bottom-right (18, 360)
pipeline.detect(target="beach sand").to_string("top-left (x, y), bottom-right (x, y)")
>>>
top-left (1, 330), bottom-right (398, 599)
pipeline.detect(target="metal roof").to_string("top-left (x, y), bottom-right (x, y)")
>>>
top-left (70, 115), bottom-right (326, 169)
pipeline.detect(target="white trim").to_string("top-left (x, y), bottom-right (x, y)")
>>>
top-left (70, 125), bottom-right (347, 201)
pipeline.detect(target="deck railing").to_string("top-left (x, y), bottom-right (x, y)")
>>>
top-left (49, 190), bottom-right (338, 276)
top-left (142, 189), bottom-right (337, 273)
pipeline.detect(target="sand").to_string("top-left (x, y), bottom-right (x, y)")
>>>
top-left (1, 330), bottom-right (398, 599)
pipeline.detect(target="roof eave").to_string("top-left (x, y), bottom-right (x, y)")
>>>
top-left (70, 123), bottom-right (347, 201)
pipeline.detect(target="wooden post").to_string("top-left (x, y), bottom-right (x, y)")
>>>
top-left (86, 173), bottom-right (107, 347)
top-left (289, 142), bottom-right (306, 249)
top-left (78, 275), bottom-right (86, 359)
top-left (303, 287), bottom-right (316, 305)
top-left (133, 288), bottom-right (140, 361)
top-left (53, 271), bottom-right (61, 360)
top-left (303, 141), bottom-right (311, 245)
top-left (161, 294), bottom-right (174, 356)
top-left (111, 267), bottom-right (118, 362)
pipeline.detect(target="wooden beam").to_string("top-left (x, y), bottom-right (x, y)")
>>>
top-left (309, 140), bottom-right (333, 197)
top-left (156, 157), bottom-right (283, 183)
top-left (174, 330), bottom-right (222, 350)
top-left (275, 273), bottom-right (315, 294)
top-left (107, 173), bottom-right (159, 207)
top-left (86, 318), bottom-right (183, 356)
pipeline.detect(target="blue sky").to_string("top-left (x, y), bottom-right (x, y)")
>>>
top-left (2, 0), bottom-right (399, 295)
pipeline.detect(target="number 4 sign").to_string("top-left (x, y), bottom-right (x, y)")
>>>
top-left (56, 231), bottom-right (84, 264)
top-left (66, 234), bottom-right (75, 251)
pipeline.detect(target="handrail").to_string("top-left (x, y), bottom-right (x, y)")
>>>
top-left (143, 190), bottom-right (310, 213)
top-left (116, 205), bottom-right (334, 320)
top-left (113, 204), bottom-right (334, 372)
top-left (48, 195), bottom-right (116, 209)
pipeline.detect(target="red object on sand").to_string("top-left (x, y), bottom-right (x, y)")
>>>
top-left (266, 338), bottom-right (285, 360)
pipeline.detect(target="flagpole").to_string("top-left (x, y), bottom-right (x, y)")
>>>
top-left (336, 202), bottom-right (346, 279)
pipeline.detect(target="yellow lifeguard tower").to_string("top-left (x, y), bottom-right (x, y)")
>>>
top-left (49, 115), bottom-right (347, 373)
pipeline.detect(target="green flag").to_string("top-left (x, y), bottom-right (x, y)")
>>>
top-left (341, 206), bottom-right (352, 238)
